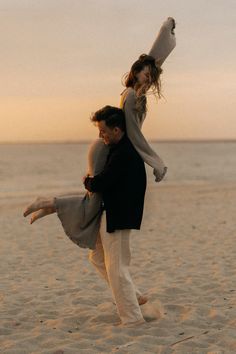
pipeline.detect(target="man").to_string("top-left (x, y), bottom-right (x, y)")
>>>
top-left (83, 105), bottom-right (147, 326)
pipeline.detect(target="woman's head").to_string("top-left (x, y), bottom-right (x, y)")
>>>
top-left (124, 54), bottom-right (163, 97)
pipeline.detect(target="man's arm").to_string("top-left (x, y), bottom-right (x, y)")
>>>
top-left (84, 149), bottom-right (128, 193)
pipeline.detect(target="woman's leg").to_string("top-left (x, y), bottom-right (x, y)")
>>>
top-left (23, 197), bottom-right (55, 218)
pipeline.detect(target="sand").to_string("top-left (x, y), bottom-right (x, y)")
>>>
top-left (0, 180), bottom-right (235, 354)
top-left (0, 142), bottom-right (236, 353)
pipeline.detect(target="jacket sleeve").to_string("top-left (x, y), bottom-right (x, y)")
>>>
top-left (123, 89), bottom-right (166, 177)
top-left (148, 17), bottom-right (176, 66)
top-left (84, 150), bottom-right (128, 193)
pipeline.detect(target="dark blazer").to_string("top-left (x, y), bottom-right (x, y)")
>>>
top-left (84, 135), bottom-right (146, 233)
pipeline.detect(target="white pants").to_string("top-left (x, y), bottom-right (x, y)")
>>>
top-left (88, 212), bottom-right (144, 324)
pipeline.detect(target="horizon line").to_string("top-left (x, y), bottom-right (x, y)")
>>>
top-left (1, 138), bottom-right (236, 144)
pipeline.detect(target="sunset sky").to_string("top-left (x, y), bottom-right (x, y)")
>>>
top-left (1, 0), bottom-right (235, 142)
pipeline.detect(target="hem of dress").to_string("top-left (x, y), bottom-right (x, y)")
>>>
top-left (54, 197), bottom-right (96, 250)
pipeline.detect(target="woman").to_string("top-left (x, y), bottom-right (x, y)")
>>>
top-left (23, 17), bottom-right (176, 250)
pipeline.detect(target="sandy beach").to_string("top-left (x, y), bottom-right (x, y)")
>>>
top-left (0, 142), bottom-right (236, 353)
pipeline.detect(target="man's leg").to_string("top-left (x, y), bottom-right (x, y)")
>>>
top-left (100, 212), bottom-right (145, 325)
top-left (88, 221), bottom-right (146, 304)
top-left (88, 232), bottom-right (109, 284)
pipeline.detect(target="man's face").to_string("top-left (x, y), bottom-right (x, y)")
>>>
top-left (97, 120), bottom-right (120, 145)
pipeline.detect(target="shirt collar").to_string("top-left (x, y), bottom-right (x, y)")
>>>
top-left (109, 134), bottom-right (127, 151)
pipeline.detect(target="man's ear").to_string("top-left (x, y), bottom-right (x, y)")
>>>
top-left (113, 127), bottom-right (121, 135)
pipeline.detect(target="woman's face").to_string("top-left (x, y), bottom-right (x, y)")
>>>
top-left (135, 65), bottom-right (151, 86)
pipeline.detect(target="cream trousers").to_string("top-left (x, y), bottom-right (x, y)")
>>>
top-left (88, 211), bottom-right (144, 324)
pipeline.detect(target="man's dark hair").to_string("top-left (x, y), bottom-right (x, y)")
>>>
top-left (91, 105), bottom-right (126, 132)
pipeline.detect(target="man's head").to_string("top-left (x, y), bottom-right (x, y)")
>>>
top-left (91, 106), bottom-right (126, 145)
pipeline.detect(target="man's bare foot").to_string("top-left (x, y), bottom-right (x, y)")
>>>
top-left (23, 197), bottom-right (55, 217)
top-left (113, 295), bottom-right (148, 307)
top-left (138, 295), bottom-right (148, 306)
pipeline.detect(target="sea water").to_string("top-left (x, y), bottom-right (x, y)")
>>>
top-left (0, 141), bottom-right (235, 202)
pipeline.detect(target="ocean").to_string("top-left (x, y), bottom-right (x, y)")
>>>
top-left (1, 141), bottom-right (236, 202)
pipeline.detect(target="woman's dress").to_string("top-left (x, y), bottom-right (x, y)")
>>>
top-left (55, 17), bottom-right (176, 250)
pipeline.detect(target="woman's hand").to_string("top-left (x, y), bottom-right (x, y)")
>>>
top-left (23, 196), bottom-right (56, 223)
top-left (153, 166), bottom-right (168, 182)
top-left (167, 17), bottom-right (176, 34)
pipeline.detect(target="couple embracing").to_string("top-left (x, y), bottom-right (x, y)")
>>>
top-left (24, 17), bottom-right (176, 326)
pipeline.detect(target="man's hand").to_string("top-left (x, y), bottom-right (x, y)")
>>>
top-left (83, 173), bottom-right (93, 184)
top-left (83, 174), bottom-right (94, 191)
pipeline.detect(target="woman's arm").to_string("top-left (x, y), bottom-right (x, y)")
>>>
top-left (123, 89), bottom-right (167, 182)
top-left (149, 17), bottom-right (176, 66)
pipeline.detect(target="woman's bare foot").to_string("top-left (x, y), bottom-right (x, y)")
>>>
top-left (23, 197), bottom-right (55, 218)
top-left (30, 207), bottom-right (55, 224)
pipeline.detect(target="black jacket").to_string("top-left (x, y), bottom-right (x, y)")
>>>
top-left (84, 135), bottom-right (146, 233)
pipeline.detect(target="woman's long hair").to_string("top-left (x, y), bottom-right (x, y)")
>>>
top-left (123, 54), bottom-right (163, 99)
top-left (122, 54), bottom-right (163, 115)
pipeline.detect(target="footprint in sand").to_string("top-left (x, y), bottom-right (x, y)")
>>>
top-left (164, 304), bottom-right (193, 321)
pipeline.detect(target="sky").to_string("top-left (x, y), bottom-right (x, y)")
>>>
top-left (0, 0), bottom-right (236, 142)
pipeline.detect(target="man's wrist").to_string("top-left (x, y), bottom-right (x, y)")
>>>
top-left (84, 176), bottom-right (94, 191)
